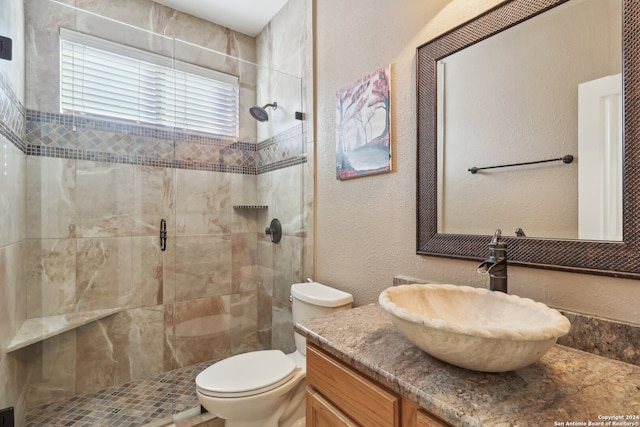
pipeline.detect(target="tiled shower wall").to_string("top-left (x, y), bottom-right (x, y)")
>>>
top-left (0, 0), bottom-right (313, 420)
top-left (22, 114), bottom-right (307, 409)
top-left (256, 0), bottom-right (315, 354)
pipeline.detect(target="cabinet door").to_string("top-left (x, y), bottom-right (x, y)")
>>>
top-left (416, 410), bottom-right (450, 427)
top-left (402, 397), bottom-right (450, 427)
top-left (306, 344), bottom-right (400, 427)
top-left (307, 388), bottom-right (358, 427)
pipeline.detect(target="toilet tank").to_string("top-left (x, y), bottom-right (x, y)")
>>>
top-left (291, 282), bottom-right (353, 355)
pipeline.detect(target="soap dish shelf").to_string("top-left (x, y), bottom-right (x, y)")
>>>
top-left (233, 205), bottom-right (268, 209)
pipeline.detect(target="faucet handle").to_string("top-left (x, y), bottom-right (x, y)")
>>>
top-left (490, 229), bottom-right (502, 245)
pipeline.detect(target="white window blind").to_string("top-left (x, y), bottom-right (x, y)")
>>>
top-left (60, 28), bottom-right (239, 138)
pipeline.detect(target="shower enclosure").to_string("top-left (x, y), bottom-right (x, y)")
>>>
top-left (9, 0), bottom-right (309, 422)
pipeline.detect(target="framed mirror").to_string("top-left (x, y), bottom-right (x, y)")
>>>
top-left (416, 0), bottom-right (640, 278)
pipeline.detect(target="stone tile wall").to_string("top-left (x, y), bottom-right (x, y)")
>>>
top-left (256, 0), bottom-right (314, 353)
top-left (21, 114), bottom-right (306, 409)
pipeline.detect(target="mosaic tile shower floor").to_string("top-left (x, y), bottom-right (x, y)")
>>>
top-left (24, 360), bottom-right (213, 427)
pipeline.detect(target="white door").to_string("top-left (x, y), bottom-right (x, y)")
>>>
top-left (578, 73), bottom-right (622, 241)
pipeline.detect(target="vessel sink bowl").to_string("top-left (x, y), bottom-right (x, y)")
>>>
top-left (379, 284), bottom-right (571, 372)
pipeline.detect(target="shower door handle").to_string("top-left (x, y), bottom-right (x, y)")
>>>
top-left (160, 219), bottom-right (167, 251)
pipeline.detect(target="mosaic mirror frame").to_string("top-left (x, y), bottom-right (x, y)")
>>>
top-left (416, 0), bottom-right (640, 278)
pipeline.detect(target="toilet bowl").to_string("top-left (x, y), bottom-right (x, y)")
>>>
top-left (195, 282), bottom-right (353, 427)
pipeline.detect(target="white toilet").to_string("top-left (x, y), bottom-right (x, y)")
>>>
top-left (195, 282), bottom-right (353, 427)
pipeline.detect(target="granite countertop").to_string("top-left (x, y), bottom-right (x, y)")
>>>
top-left (295, 303), bottom-right (640, 427)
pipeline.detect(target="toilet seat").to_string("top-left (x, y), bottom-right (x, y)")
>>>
top-left (196, 350), bottom-right (298, 398)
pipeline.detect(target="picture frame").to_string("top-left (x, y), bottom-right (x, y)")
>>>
top-left (336, 65), bottom-right (392, 180)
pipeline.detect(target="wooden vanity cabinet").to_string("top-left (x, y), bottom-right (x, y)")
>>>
top-left (306, 344), bottom-right (450, 427)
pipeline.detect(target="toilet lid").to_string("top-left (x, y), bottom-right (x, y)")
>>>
top-left (196, 350), bottom-right (297, 397)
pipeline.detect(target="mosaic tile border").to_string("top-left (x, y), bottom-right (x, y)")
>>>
top-left (26, 110), bottom-right (238, 147)
top-left (392, 275), bottom-right (640, 367)
top-left (25, 110), bottom-right (306, 175)
top-left (0, 72), bottom-right (26, 152)
top-left (259, 155), bottom-right (307, 174)
top-left (258, 124), bottom-right (307, 173)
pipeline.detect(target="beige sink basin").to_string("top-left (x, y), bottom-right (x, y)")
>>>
top-left (378, 284), bottom-right (571, 372)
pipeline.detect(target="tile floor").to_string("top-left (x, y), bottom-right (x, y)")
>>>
top-left (24, 360), bottom-right (216, 427)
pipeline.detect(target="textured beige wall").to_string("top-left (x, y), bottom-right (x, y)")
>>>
top-left (315, 0), bottom-right (640, 325)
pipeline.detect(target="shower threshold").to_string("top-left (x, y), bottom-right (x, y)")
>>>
top-left (24, 360), bottom-right (222, 427)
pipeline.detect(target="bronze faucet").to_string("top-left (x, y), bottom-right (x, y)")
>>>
top-left (477, 229), bottom-right (508, 293)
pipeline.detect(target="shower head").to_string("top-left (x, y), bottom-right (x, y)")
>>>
top-left (249, 102), bottom-right (278, 122)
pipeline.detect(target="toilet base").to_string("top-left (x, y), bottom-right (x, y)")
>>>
top-left (197, 370), bottom-right (306, 427)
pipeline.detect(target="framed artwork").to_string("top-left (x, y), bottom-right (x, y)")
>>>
top-left (336, 65), bottom-right (392, 180)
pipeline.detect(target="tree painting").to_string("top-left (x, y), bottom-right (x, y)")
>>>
top-left (336, 65), bottom-right (391, 180)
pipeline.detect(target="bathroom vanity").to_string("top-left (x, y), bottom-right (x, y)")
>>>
top-left (297, 304), bottom-right (640, 427)
top-left (306, 344), bottom-right (448, 426)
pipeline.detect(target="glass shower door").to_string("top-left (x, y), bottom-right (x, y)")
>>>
top-left (23, 1), bottom-right (180, 423)
top-left (22, 1), bottom-right (306, 423)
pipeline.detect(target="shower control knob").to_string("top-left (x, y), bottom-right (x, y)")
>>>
top-left (265, 218), bottom-right (282, 244)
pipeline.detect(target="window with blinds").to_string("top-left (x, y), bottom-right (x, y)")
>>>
top-left (60, 29), bottom-right (239, 138)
